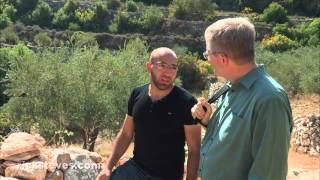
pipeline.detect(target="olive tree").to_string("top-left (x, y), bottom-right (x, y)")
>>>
top-left (2, 37), bottom-right (148, 151)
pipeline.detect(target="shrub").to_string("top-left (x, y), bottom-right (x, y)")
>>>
top-left (173, 45), bottom-right (212, 91)
top-left (30, 1), bottom-right (53, 28)
top-left (169, 0), bottom-right (216, 20)
top-left (75, 9), bottom-right (95, 30)
top-left (108, 11), bottom-right (140, 33)
top-left (0, 25), bottom-right (19, 44)
top-left (126, 0), bottom-right (138, 12)
top-left (53, 0), bottom-right (79, 29)
top-left (271, 23), bottom-right (295, 39)
top-left (68, 22), bottom-right (81, 31)
top-left (2, 4), bottom-right (16, 20)
top-left (140, 6), bottom-right (164, 33)
top-left (261, 2), bottom-right (288, 24)
top-left (306, 18), bottom-right (320, 46)
top-left (0, 14), bottom-right (12, 29)
top-left (256, 46), bottom-right (320, 94)
top-left (69, 31), bottom-right (98, 49)
top-left (260, 34), bottom-right (299, 52)
top-left (13, 0), bottom-right (38, 17)
top-left (108, 0), bottom-right (121, 10)
top-left (133, 0), bottom-right (172, 6)
top-left (34, 32), bottom-right (52, 46)
top-left (241, 7), bottom-right (260, 22)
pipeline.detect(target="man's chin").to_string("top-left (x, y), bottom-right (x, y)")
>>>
top-left (156, 83), bottom-right (173, 90)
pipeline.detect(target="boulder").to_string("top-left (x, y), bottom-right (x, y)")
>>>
top-left (0, 176), bottom-right (19, 180)
top-left (45, 170), bottom-right (64, 180)
top-left (5, 161), bottom-right (47, 180)
top-left (64, 154), bottom-right (102, 180)
top-left (0, 132), bottom-right (45, 162)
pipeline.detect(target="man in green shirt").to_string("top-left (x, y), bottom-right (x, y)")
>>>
top-left (191, 17), bottom-right (292, 180)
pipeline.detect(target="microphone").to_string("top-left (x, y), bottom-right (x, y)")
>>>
top-left (196, 84), bottom-right (230, 127)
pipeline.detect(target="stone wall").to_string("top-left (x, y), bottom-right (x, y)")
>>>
top-left (291, 115), bottom-right (320, 156)
top-left (0, 132), bottom-right (103, 180)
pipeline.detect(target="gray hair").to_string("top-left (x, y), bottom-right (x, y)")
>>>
top-left (205, 17), bottom-right (255, 64)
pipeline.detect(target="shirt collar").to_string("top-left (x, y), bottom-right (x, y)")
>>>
top-left (230, 64), bottom-right (265, 91)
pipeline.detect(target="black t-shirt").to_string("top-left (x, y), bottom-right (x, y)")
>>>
top-left (127, 84), bottom-right (197, 180)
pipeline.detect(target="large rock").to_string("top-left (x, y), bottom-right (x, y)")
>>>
top-left (0, 176), bottom-right (19, 180)
top-left (291, 115), bottom-right (320, 156)
top-left (4, 161), bottom-right (47, 180)
top-left (0, 132), bottom-right (45, 162)
top-left (64, 154), bottom-right (102, 180)
top-left (66, 147), bottom-right (102, 164)
top-left (45, 170), bottom-right (64, 180)
top-left (44, 147), bottom-right (102, 173)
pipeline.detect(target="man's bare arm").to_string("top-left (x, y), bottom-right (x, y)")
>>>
top-left (96, 114), bottom-right (134, 180)
top-left (184, 124), bottom-right (201, 180)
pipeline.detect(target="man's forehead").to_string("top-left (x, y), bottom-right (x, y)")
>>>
top-left (152, 56), bottom-right (177, 65)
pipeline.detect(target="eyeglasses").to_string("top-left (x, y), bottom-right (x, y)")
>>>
top-left (203, 51), bottom-right (222, 60)
top-left (152, 61), bottom-right (178, 71)
top-left (203, 51), bottom-right (210, 60)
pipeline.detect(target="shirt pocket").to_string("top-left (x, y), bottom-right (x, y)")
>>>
top-left (217, 112), bottom-right (248, 143)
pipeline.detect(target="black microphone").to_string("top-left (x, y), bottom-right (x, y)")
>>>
top-left (196, 84), bottom-right (230, 127)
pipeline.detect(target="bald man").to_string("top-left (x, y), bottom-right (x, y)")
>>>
top-left (96, 47), bottom-right (201, 180)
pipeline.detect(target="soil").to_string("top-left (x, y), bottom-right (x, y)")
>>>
top-left (287, 94), bottom-right (320, 180)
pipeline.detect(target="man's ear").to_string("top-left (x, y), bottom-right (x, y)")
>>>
top-left (146, 62), bottom-right (151, 72)
top-left (221, 53), bottom-right (229, 65)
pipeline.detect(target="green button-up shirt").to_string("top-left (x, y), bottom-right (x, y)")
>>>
top-left (199, 65), bottom-right (292, 180)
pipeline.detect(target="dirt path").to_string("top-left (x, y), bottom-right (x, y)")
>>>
top-left (288, 149), bottom-right (319, 180)
top-left (287, 94), bottom-right (320, 180)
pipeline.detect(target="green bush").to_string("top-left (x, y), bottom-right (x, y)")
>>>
top-left (306, 18), bottom-right (320, 46)
top-left (92, 2), bottom-right (109, 31)
top-left (261, 34), bottom-right (299, 52)
top-left (173, 45), bottom-right (212, 91)
top-left (0, 14), bottom-right (12, 29)
top-left (108, 11), bottom-right (140, 33)
top-left (53, 0), bottom-right (79, 29)
top-left (75, 9), bottom-right (95, 30)
top-left (108, 0), bottom-right (122, 10)
top-left (30, 1), bottom-right (53, 27)
top-left (0, 25), bottom-right (19, 44)
top-left (169, 0), bottom-right (216, 20)
top-left (34, 32), bottom-right (52, 46)
top-left (256, 46), bottom-right (320, 94)
top-left (0, 47), bottom-right (11, 106)
top-left (241, 7), bottom-right (260, 22)
top-left (261, 2), bottom-right (288, 24)
top-left (133, 0), bottom-right (172, 6)
top-left (68, 22), bottom-right (81, 31)
top-left (289, 19), bottom-right (320, 47)
top-left (13, 0), bottom-right (38, 17)
top-left (126, 0), bottom-right (138, 12)
top-left (2, 4), bottom-right (16, 20)
top-left (272, 23), bottom-right (293, 38)
top-left (140, 6), bottom-right (164, 33)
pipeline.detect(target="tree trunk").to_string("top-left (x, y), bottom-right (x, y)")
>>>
top-left (81, 127), bottom-right (99, 152)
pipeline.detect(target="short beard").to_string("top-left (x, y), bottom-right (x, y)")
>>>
top-left (150, 70), bottom-right (173, 90)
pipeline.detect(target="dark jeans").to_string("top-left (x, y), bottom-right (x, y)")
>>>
top-left (111, 159), bottom-right (177, 180)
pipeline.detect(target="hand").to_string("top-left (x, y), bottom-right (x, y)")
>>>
top-left (191, 97), bottom-right (213, 124)
top-left (96, 168), bottom-right (111, 180)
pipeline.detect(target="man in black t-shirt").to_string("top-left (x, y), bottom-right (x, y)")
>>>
top-left (96, 47), bottom-right (201, 180)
